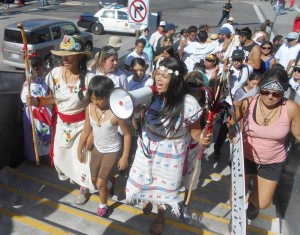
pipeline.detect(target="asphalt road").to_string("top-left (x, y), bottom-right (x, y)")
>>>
top-left (0, 0), bottom-right (264, 71)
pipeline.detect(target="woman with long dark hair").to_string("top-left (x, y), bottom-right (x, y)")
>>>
top-left (228, 67), bottom-right (300, 221)
top-left (259, 41), bottom-right (276, 73)
top-left (126, 58), bottom-right (211, 234)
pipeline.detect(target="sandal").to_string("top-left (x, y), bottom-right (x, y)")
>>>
top-left (143, 202), bottom-right (153, 215)
top-left (149, 220), bottom-right (165, 235)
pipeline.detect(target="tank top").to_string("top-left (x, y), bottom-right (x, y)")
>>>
top-left (259, 56), bottom-right (274, 74)
top-left (243, 96), bottom-right (290, 164)
top-left (89, 104), bottom-right (121, 153)
top-left (241, 42), bottom-right (257, 62)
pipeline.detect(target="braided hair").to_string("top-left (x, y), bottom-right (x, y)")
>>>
top-left (78, 55), bottom-right (88, 101)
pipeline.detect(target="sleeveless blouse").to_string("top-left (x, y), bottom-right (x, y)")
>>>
top-left (243, 96), bottom-right (290, 164)
top-left (89, 104), bottom-right (121, 153)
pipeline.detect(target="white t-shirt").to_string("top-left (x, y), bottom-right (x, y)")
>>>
top-left (96, 69), bottom-right (128, 90)
top-left (127, 74), bottom-right (153, 91)
top-left (178, 39), bottom-right (194, 65)
top-left (221, 23), bottom-right (235, 35)
top-left (225, 64), bottom-right (253, 105)
top-left (275, 43), bottom-right (300, 69)
top-left (125, 50), bottom-right (150, 67)
top-left (149, 31), bottom-right (164, 52)
top-left (183, 42), bottom-right (215, 72)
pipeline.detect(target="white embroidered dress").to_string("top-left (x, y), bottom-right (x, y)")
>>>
top-left (126, 94), bottom-right (202, 215)
top-left (46, 66), bottom-right (96, 190)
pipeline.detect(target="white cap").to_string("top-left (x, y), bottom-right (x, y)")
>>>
top-left (227, 17), bottom-right (234, 21)
top-left (159, 21), bottom-right (167, 27)
top-left (140, 24), bottom-right (148, 31)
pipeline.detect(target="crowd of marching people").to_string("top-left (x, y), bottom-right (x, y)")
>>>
top-left (22, 3), bottom-right (300, 233)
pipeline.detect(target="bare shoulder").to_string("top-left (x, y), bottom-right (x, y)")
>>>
top-left (110, 112), bottom-right (119, 126)
top-left (286, 99), bottom-right (300, 118)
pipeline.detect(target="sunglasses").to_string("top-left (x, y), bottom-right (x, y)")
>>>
top-left (293, 67), bottom-right (300, 73)
top-left (260, 89), bottom-right (284, 98)
top-left (205, 59), bottom-right (215, 62)
top-left (261, 47), bottom-right (272, 50)
top-left (232, 59), bottom-right (243, 62)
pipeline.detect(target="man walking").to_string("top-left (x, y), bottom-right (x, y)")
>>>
top-left (218, 0), bottom-right (232, 26)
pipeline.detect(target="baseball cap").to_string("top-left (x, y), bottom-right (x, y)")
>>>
top-left (218, 27), bottom-right (231, 35)
top-left (159, 21), bottom-right (167, 27)
top-left (165, 23), bottom-right (177, 31)
top-left (227, 17), bottom-right (234, 22)
top-left (285, 32), bottom-right (299, 40)
top-left (231, 50), bottom-right (245, 60)
top-left (206, 54), bottom-right (217, 61)
top-left (140, 24), bottom-right (148, 31)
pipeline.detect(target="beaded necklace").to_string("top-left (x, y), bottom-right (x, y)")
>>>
top-left (259, 98), bottom-right (281, 126)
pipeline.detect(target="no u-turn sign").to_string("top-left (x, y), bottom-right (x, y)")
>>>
top-left (128, 0), bottom-right (149, 24)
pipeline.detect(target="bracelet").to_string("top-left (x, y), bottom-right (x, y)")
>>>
top-left (35, 97), bottom-right (40, 107)
top-left (37, 96), bottom-right (46, 107)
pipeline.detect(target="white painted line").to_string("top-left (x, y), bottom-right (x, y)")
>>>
top-left (253, 4), bottom-right (265, 23)
top-left (253, 4), bottom-right (275, 40)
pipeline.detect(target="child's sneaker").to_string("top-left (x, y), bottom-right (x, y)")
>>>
top-left (97, 206), bottom-right (110, 217)
top-left (75, 187), bottom-right (90, 205)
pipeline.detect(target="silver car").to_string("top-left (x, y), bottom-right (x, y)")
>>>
top-left (2, 19), bottom-right (93, 69)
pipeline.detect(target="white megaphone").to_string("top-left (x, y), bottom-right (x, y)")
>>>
top-left (109, 86), bottom-right (157, 119)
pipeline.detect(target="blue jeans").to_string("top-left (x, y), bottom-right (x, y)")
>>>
top-left (40, 0), bottom-right (48, 6)
top-left (276, 4), bottom-right (284, 15)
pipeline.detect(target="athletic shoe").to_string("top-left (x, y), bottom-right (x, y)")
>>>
top-left (97, 206), bottom-right (110, 217)
top-left (75, 187), bottom-right (89, 205)
top-left (180, 205), bottom-right (192, 224)
top-left (246, 202), bottom-right (259, 220)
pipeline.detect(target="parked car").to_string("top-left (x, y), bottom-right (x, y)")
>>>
top-left (99, 0), bottom-right (127, 9)
top-left (0, 0), bottom-right (15, 3)
top-left (77, 6), bottom-right (140, 35)
top-left (2, 19), bottom-right (93, 69)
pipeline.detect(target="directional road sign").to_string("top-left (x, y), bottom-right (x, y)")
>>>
top-left (128, 0), bottom-right (149, 24)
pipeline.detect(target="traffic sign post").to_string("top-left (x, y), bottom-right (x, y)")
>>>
top-left (128, 0), bottom-right (149, 24)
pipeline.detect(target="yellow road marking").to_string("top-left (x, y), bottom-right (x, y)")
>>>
top-left (0, 207), bottom-right (70, 235)
top-left (4, 167), bottom-right (277, 234)
top-left (4, 168), bottom-right (216, 235)
top-left (0, 183), bottom-right (143, 235)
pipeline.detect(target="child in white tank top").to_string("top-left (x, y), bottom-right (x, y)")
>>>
top-left (77, 76), bottom-right (131, 218)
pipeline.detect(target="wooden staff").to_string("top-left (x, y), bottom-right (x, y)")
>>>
top-left (184, 111), bottom-right (213, 206)
top-left (214, 35), bottom-right (236, 103)
top-left (17, 22), bottom-right (40, 165)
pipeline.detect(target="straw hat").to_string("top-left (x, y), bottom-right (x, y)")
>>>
top-left (107, 36), bottom-right (123, 48)
top-left (51, 35), bottom-right (93, 59)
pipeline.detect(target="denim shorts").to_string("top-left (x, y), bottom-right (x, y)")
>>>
top-left (244, 158), bottom-right (285, 181)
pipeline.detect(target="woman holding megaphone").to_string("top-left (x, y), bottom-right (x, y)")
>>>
top-left (125, 58), bottom-right (211, 235)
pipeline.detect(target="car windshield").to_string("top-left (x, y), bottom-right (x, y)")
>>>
top-left (4, 28), bottom-right (52, 44)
